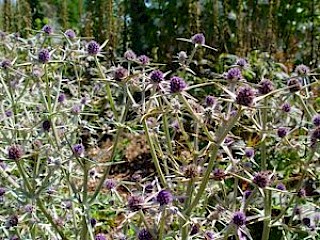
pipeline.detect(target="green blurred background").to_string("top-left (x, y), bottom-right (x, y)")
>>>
top-left (1, 0), bottom-right (320, 67)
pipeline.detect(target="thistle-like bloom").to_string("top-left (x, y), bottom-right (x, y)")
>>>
top-left (225, 68), bottom-right (242, 81)
top-left (276, 183), bottom-right (286, 191)
top-left (156, 190), bottom-right (173, 206)
top-left (232, 211), bottom-right (246, 227)
top-left (243, 190), bottom-right (252, 199)
top-left (113, 67), bottom-right (128, 81)
top-left (128, 195), bottom-right (144, 211)
top-left (236, 58), bottom-right (248, 67)
top-left (8, 145), bottom-right (23, 160)
top-left (1, 59), bottom-right (11, 69)
top-left (149, 70), bottom-right (164, 83)
top-left (138, 228), bottom-right (153, 240)
top-left (87, 40), bottom-right (100, 55)
top-left (42, 25), bottom-right (53, 35)
top-left (258, 79), bottom-right (274, 95)
top-left (204, 231), bottom-right (214, 240)
top-left (236, 86), bottom-right (255, 107)
top-left (42, 120), bottom-right (51, 132)
top-left (104, 179), bottom-right (117, 190)
top-left (245, 147), bottom-right (254, 158)
top-left (190, 224), bottom-right (200, 235)
top-left (0, 187), bottom-right (6, 197)
top-left (72, 143), bottom-right (85, 157)
top-left (38, 49), bottom-right (50, 64)
top-left (311, 127), bottom-right (320, 146)
top-left (205, 95), bottom-right (216, 107)
top-left (183, 164), bottom-right (200, 178)
top-left (277, 127), bottom-right (288, 138)
top-left (90, 218), bottom-right (97, 227)
top-left (302, 217), bottom-right (311, 227)
top-left (65, 29), bottom-right (76, 39)
top-left (95, 233), bottom-right (106, 240)
top-left (281, 102), bottom-right (291, 113)
top-left (71, 104), bottom-right (81, 115)
top-left (170, 76), bottom-right (187, 93)
top-left (297, 188), bottom-right (306, 198)
top-left (7, 215), bottom-right (18, 228)
top-left (191, 33), bottom-right (205, 45)
top-left (124, 49), bottom-right (136, 61)
top-left (138, 55), bottom-right (150, 65)
top-left (253, 171), bottom-right (270, 188)
top-left (212, 168), bottom-right (225, 181)
top-left (312, 114), bottom-right (320, 127)
top-left (295, 64), bottom-right (310, 75)
top-left (287, 78), bottom-right (301, 92)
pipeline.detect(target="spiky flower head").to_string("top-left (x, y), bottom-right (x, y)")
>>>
top-left (156, 190), bottom-right (173, 206)
top-left (287, 78), bottom-right (301, 92)
top-left (276, 183), bottom-right (286, 191)
top-left (0, 187), bottom-right (6, 197)
top-left (71, 104), bottom-right (81, 115)
top-left (113, 67), bottom-right (128, 81)
top-left (297, 188), bottom-right (306, 198)
top-left (277, 127), bottom-right (288, 138)
top-left (128, 195), bottom-right (144, 211)
top-left (90, 218), bottom-right (97, 227)
top-left (170, 76), bottom-right (187, 93)
top-left (191, 33), bottom-right (205, 45)
top-left (150, 70), bottom-right (164, 83)
top-left (38, 49), bottom-right (50, 64)
top-left (258, 79), bottom-right (274, 95)
top-left (281, 102), bottom-right (291, 113)
top-left (225, 68), bottom-right (242, 81)
top-left (190, 224), bottom-right (200, 235)
top-left (295, 64), bottom-right (310, 75)
top-left (245, 147), bottom-right (254, 158)
top-left (95, 233), bottom-right (106, 240)
top-left (42, 120), bottom-right (51, 132)
top-left (205, 95), bottom-right (216, 107)
top-left (65, 29), bottom-right (76, 39)
top-left (124, 49), bottom-right (136, 61)
top-left (243, 190), bottom-right (252, 199)
top-left (87, 40), bottom-right (100, 55)
top-left (311, 127), bottom-right (320, 147)
top-left (138, 55), bottom-right (150, 65)
top-left (58, 93), bottom-right (66, 103)
top-left (138, 228), bottom-right (153, 240)
top-left (1, 59), bottom-right (11, 69)
top-left (204, 231), bottom-right (215, 240)
top-left (236, 58), bottom-right (248, 67)
top-left (236, 86), bottom-right (255, 107)
top-left (183, 164), bottom-right (200, 178)
top-left (253, 171), bottom-right (270, 188)
top-left (212, 168), bottom-right (225, 181)
top-left (72, 143), bottom-right (85, 157)
top-left (42, 25), bottom-right (53, 35)
top-left (231, 211), bottom-right (246, 227)
top-left (7, 215), bottom-right (18, 228)
top-left (104, 179), bottom-right (117, 190)
top-left (8, 145), bottom-right (23, 160)
top-left (312, 114), bottom-right (320, 127)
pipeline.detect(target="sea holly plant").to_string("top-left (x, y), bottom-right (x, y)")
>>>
top-left (0, 29), bottom-right (319, 240)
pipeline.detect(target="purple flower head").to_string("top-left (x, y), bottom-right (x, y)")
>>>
top-left (225, 68), bottom-right (242, 81)
top-left (191, 33), bottom-right (205, 45)
top-left (113, 67), bottom-right (128, 81)
top-left (205, 95), bottom-right (216, 107)
top-left (124, 49), bottom-right (136, 61)
top-left (190, 224), bottom-right (200, 235)
top-left (65, 29), bottom-right (76, 39)
top-left (295, 64), bottom-right (310, 75)
top-left (24, 204), bottom-right (33, 213)
top-left (287, 78), bottom-right (301, 92)
top-left (104, 179), bottom-right (117, 190)
top-left (42, 119), bottom-right (51, 132)
top-left (156, 190), bottom-right (173, 206)
top-left (90, 218), bottom-right (97, 228)
top-left (212, 168), bottom-right (225, 181)
top-left (1, 59), bottom-right (11, 69)
top-left (42, 25), bottom-right (53, 35)
top-left (87, 40), bottom-right (100, 55)
top-left (245, 147), bottom-right (254, 158)
top-left (204, 231), bottom-right (215, 240)
top-left (183, 164), bottom-right (200, 178)
top-left (178, 51), bottom-right (187, 63)
top-left (72, 143), bottom-right (85, 157)
top-left (312, 114), bottom-right (320, 127)
top-left (7, 215), bottom-right (18, 228)
top-left (95, 233), bottom-right (106, 240)
top-left (8, 144), bottom-right (23, 160)
top-left (38, 49), bottom-right (50, 64)
top-left (253, 171), bottom-right (270, 188)
top-left (128, 195), bottom-right (144, 211)
top-left (0, 187), bottom-right (6, 197)
top-left (138, 228), bottom-right (153, 240)
top-left (144, 183), bottom-right (153, 193)
top-left (138, 55), bottom-right (150, 65)
top-left (10, 235), bottom-right (19, 240)
top-left (170, 76), bottom-right (187, 93)
top-left (243, 190), bottom-right (252, 199)
top-left (236, 58), bottom-right (248, 67)
top-left (232, 211), bottom-right (246, 227)
top-left (258, 79), bottom-right (274, 95)
top-left (71, 104), bottom-right (81, 115)
top-left (149, 70), bottom-right (164, 83)
top-left (5, 110), bottom-right (13, 117)
top-left (276, 183), bottom-right (286, 191)
top-left (297, 188), bottom-right (306, 198)
top-left (58, 93), bottom-right (66, 103)
top-left (281, 102), bottom-right (291, 113)
top-left (236, 86), bottom-right (255, 107)
top-left (277, 127), bottom-right (288, 138)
